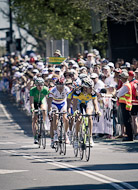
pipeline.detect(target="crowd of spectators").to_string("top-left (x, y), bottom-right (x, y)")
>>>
top-left (0, 49), bottom-right (138, 141)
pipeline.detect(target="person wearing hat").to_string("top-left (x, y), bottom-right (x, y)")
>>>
top-left (79, 66), bottom-right (88, 75)
top-left (93, 64), bottom-right (102, 80)
top-left (107, 62), bottom-right (115, 76)
top-left (68, 60), bottom-right (76, 69)
top-left (55, 67), bottom-right (61, 76)
top-left (103, 65), bottom-right (117, 88)
top-left (135, 68), bottom-right (138, 80)
top-left (85, 53), bottom-right (95, 73)
top-left (90, 73), bottom-right (105, 93)
top-left (117, 71), bottom-right (133, 141)
top-left (54, 49), bottom-right (62, 57)
top-left (128, 71), bottom-right (138, 140)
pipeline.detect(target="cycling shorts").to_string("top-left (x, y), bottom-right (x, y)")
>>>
top-left (52, 101), bottom-right (67, 112)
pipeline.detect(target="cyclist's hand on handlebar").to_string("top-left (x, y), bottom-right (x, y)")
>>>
top-left (95, 111), bottom-right (102, 116)
top-left (31, 108), bottom-right (35, 113)
top-left (48, 111), bottom-right (52, 121)
top-left (74, 110), bottom-right (80, 115)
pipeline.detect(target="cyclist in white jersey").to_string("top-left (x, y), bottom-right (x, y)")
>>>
top-left (48, 76), bottom-right (71, 147)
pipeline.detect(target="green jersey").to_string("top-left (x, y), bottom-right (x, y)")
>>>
top-left (30, 86), bottom-right (49, 104)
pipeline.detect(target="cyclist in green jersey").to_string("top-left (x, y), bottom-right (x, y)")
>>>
top-left (30, 77), bottom-right (50, 144)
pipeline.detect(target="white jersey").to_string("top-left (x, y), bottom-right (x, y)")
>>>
top-left (49, 86), bottom-right (70, 104)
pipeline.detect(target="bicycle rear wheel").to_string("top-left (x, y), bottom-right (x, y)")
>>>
top-left (85, 126), bottom-right (90, 161)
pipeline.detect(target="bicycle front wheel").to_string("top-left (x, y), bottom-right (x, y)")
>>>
top-left (59, 133), bottom-right (66, 155)
top-left (42, 123), bottom-right (46, 149)
top-left (85, 126), bottom-right (90, 161)
top-left (79, 126), bottom-right (84, 160)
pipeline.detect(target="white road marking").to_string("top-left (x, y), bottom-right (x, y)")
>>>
top-left (0, 169), bottom-right (28, 175)
top-left (0, 142), bottom-right (16, 145)
top-left (1, 149), bottom-right (136, 190)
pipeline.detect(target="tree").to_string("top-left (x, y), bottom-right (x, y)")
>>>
top-left (72, 0), bottom-right (138, 23)
top-left (9, 0), bottom-right (108, 56)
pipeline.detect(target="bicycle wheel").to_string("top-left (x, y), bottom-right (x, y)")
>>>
top-left (41, 123), bottom-right (46, 149)
top-left (62, 132), bottom-right (66, 155)
top-left (85, 126), bottom-right (90, 161)
top-left (59, 125), bottom-right (66, 155)
top-left (79, 126), bottom-right (84, 160)
top-left (37, 123), bottom-right (41, 148)
top-left (55, 141), bottom-right (59, 152)
top-left (73, 127), bottom-right (78, 157)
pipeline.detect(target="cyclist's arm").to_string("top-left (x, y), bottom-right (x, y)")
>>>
top-left (92, 97), bottom-right (99, 113)
top-left (72, 97), bottom-right (78, 113)
top-left (47, 97), bottom-right (53, 113)
top-left (67, 98), bottom-right (71, 113)
top-left (30, 96), bottom-right (35, 111)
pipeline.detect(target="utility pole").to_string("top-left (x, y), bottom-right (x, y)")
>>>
top-left (9, 0), bottom-right (13, 43)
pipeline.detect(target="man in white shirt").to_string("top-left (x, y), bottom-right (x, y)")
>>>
top-left (85, 53), bottom-right (96, 69)
top-left (90, 73), bottom-right (105, 93)
top-left (103, 65), bottom-right (117, 87)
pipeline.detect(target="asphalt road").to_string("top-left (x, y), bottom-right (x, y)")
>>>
top-left (0, 91), bottom-right (138, 190)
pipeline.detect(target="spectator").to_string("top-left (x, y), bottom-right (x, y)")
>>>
top-left (128, 71), bottom-right (138, 140)
top-left (103, 65), bottom-right (117, 87)
top-left (90, 73), bottom-right (105, 93)
top-left (54, 49), bottom-right (62, 57)
top-left (85, 53), bottom-right (96, 69)
top-left (117, 71), bottom-right (133, 141)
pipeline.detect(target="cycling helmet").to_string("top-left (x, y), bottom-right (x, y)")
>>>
top-left (35, 77), bottom-right (44, 85)
top-left (72, 80), bottom-right (81, 89)
top-left (79, 73), bottom-right (88, 80)
top-left (56, 76), bottom-right (65, 85)
top-left (81, 77), bottom-right (94, 88)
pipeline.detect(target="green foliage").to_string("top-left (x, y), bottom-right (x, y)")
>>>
top-left (11, 0), bottom-right (108, 55)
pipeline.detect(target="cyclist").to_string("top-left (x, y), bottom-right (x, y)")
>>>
top-left (67, 80), bottom-right (82, 143)
top-left (47, 76), bottom-right (71, 147)
top-left (30, 77), bottom-right (50, 144)
top-left (72, 77), bottom-right (99, 148)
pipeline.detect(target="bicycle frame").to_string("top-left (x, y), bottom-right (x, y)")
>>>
top-left (34, 108), bottom-right (46, 149)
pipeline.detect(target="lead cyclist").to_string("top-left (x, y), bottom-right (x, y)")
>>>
top-left (73, 77), bottom-right (100, 148)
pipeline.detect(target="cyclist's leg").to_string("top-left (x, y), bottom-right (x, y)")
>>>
top-left (41, 103), bottom-right (47, 122)
top-left (60, 101), bottom-right (69, 143)
top-left (51, 103), bottom-right (58, 142)
top-left (86, 101), bottom-right (94, 146)
top-left (86, 100), bottom-right (93, 136)
top-left (32, 102), bottom-right (39, 142)
top-left (32, 113), bottom-right (38, 137)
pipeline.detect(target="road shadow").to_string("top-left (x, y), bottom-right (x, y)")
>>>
top-left (0, 92), bottom-right (32, 137)
top-left (94, 138), bottom-right (138, 153)
top-left (50, 162), bottom-right (138, 171)
top-left (17, 183), bottom-right (117, 189)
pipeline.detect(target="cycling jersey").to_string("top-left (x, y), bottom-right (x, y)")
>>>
top-left (73, 88), bottom-right (96, 103)
top-left (49, 86), bottom-right (70, 104)
top-left (30, 86), bottom-right (49, 104)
